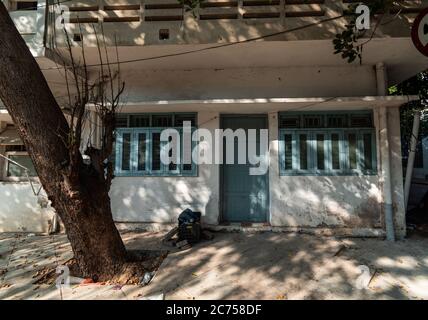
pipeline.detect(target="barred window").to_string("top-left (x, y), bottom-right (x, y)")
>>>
top-left (279, 111), bottom-right (377, 175)
top-left (6, 152), bottom-right (37, 177)
top-left (115, 113), bottom-right (197, 176)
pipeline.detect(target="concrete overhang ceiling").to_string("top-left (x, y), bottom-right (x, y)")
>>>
top-left (41, 37), bottom-right (427, 87)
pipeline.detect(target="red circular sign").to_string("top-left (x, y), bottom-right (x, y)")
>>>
top-left (411, 7), bottom-right (428, 56)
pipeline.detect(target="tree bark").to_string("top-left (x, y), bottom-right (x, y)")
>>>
top-left (0, 3), bottom-right (127, 280)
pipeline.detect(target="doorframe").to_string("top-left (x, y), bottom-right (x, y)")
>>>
top-left (219, 113), bottom-right (270, 223)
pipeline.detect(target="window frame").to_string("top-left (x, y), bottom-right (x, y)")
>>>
top-left (278, 111), bottom-right (377, 176)
top-left (3, 150), bottom-right (38, 181)
top-left (117, 112), bottom-right (197, 128)
top-left (114, 113), bottom-right (198, 177)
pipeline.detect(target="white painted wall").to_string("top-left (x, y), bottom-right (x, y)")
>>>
top-left (121, 66), bottom-right (377, 102)
top-left (0, 182), bottom-right (55, 233)
top-left (110, 111), bottom-right (221, 225)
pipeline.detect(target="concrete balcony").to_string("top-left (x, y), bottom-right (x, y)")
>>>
top-left (6, 2), bottom-right (46, 57)
top-left (10, 10), bottom-right (38, 34)
top-left (45, 0), bottom-right (428, 47)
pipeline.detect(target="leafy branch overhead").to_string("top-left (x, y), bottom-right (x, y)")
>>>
top-left (178, 0), bottom-right (206, 12)
top-left (176, 0), bottom-right (398, 64)
top-left (333, 0), bottom-right (397, 63)
top-left (393, 71), bottom-right (428, 159)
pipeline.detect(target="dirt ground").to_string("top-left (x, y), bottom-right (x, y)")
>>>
top-left (0, 230), bottom-right (427, 300)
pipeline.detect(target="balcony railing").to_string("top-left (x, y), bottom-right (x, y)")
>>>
top-left (44, 0), bottom-right (427, 47)
top-left (48, 0), bottom-right (329, 25)
top-left (8, 3), bottom-right (46, 57)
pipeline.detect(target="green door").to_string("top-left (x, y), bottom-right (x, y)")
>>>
top-left (221, 115), bottom-right (269, 223)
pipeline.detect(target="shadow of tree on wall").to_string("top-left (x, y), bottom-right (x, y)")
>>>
top-left (110, 168), bottom-right (385, 229)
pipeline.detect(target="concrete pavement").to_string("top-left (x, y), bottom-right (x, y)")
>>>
top-left (1, 230), bottom-right (428, 300)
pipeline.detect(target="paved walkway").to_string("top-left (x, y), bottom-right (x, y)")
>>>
top-left (1, 231), bottom-right (428, 299)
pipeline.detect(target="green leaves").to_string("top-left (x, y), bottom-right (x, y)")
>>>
top-left (178, 0), bottom-right (205, 12)
top-left (333, 21), bottom-right (362, 63)
top-left (332, 0), bottom-right (394, 64)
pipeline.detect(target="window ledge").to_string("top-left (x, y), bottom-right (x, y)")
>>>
top-left (0, 178), bottom-right (40, 183)
top-left (279, 172), bottom-right (378, 177)
top-left (114, 173), bottom-right (198, 178)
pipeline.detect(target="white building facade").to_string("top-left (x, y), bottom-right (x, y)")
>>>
top-left (1, 0), bottom-right (428, 238)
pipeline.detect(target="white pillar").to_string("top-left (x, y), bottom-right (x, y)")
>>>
top-left (379, 106), bottom-right (395, 241)
top-left (376, 62), bottom-right (395, 241)
top-left (90, 111), bottom-right (98, 147)
top-left (376, 62), bottom-right (387, 96)
top-left (268, 112), bottom-right (279, 226)
top-left (404, 111), bottom-right (421, 209)
top-left (93, 111), bottom-right (102, 148)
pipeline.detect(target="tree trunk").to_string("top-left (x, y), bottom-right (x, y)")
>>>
top-left (0, 3), bottom-right (127, 280)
